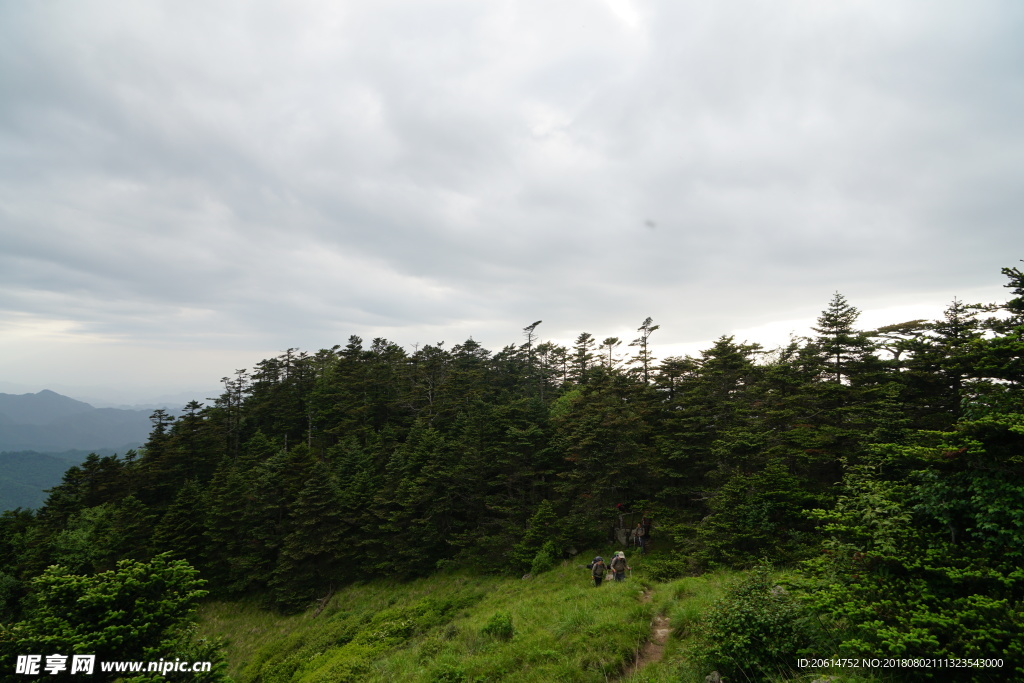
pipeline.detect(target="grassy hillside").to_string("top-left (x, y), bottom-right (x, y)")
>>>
top-left (198, 554), bottom-right (869, 683)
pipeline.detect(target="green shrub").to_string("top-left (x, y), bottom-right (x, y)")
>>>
top-left (428, 660), bottom-right (467, 683)
top-left (480, 610), bottom-right (515, 641)
top-left (0, 554), bottom-right (228, 680)
top-left (530, 540), bottom-right (558, 575)
top-left (698, 561), bottom-right (823, 681)
top-left (802, 439), bottom-right (1024, 678)
top-left (636, 551), bottom-right (694, 581)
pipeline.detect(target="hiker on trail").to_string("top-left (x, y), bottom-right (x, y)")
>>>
top-left (588, 556), bottom-right (607, 587)
top-left (634, 522), bottom-right (646, 552)
top-left (610, 551), bottom-right (629, 582)
top-left (615, 502), bottom-right (632, 543)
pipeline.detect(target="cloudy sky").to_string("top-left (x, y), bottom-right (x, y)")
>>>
top-left (1, 1), bottom-right (1022, 405)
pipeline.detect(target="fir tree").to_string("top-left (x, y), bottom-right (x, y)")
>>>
top-left (571, 333), bottom-right (596, 384)
top-left (812, 292), bottom-right (870, 384)
top-left (270, 461), bottom-right (346, 612)
top-left (628, 317), bottom-right (660, 383)
top-left (152, 479), bottom-right (208, 570)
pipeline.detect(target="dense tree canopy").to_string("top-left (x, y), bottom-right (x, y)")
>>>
top-left (2, 266), bottom-right (1022, 677)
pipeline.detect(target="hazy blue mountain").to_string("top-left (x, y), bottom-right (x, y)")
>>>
top-left (0, 391), bottom-right (159, 510)
top-left (0, 390), bottom-right (154, 452)
top-left (0, 450), bottom-right (108, 510)
top-left (0, 389), bottom-right (94, 425)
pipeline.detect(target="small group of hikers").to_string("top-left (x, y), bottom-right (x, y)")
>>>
top-left (615, 503), bottom-right (653, 554)
top-left (587, 551), bottom-right (630, 587)
top-left (631, 522), bottom-right (649, 552)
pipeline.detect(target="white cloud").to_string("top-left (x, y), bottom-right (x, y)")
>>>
top-left (1, 0), bottom-right (1022, 394)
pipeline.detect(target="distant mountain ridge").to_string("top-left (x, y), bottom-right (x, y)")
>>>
top-left (0, 389), bottom-right (94, 424)
top-left (0, 390), bottom-right (164, 509)
top-left (0, 390), bottom-right (155, 452)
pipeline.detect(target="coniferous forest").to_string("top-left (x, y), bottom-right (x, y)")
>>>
top-left (2, 265), bottom-right (1024, 681)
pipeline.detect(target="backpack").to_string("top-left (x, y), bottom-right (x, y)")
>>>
top-left (591, 561), bottom-right (606, 577)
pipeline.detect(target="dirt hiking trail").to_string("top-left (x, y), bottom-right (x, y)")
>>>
top-left (618, 587), bottom-right (673, 680)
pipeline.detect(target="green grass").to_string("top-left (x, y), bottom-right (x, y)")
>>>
top-left (196, 554), bottom-right (877, 682)
top-left (613, 570), bottom-right (735, 683)
top-left (201, 560), bottom-right (652, 682)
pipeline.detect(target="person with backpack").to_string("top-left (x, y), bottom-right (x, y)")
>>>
top-left (634, 522), bottom-right (646, 552)
top-left (610, 551), bottom-right (629, 581)
top-left (588, 556), bottom-right (607, 586)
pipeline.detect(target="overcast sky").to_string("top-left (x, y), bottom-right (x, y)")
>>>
top-left (1, 1), bottom-right (1022, 405)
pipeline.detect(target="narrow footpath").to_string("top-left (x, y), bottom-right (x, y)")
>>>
top-left (618, 588), bottom-right (673, 680)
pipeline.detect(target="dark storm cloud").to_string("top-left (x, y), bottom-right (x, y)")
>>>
top-left (1, 0), bottom-right (1023, 395)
